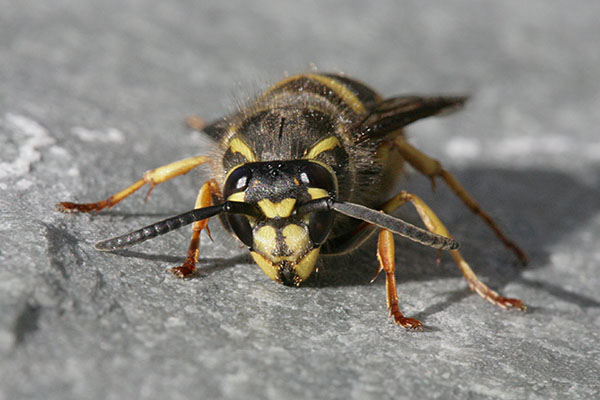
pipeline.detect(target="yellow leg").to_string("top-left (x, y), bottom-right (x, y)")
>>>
top-left (381, 191), bottom-right (525, 310)
top-left (185, 116), bottom-right (206, 131)
top-left (56, 156), bottom-right (211, 213)
top-left (394, 139), bottom-right (528, 265)
top-left (376, 229), bottom-right (423, 330)
top-left (168, 179), bottom-right (220, 278)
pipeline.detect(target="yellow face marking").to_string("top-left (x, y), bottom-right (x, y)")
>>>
top-left (307, 188), bottom-right (329, 200)
top-left (257, 198), bottom-right (297, 218)
top-left (293, 248), bottom-right (320, 282)
top-left (228, 137), bottom-right (257, 162)
top-left (305, 136), bottom-right (341, 159)
top-left (253, 225), bottom-right (278, 257)
top-left (226, 192), bottom-right (246, 202)
top-left (250, 248), bottom-right (320, 284)
top-left (306, 74), bottom-right (366, 114)
top-left (282, 224), bottom-right (309, 257)
top-left (251, 252), bottom-right (280, 283)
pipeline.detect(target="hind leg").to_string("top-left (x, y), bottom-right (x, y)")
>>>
top-left (394, 139), bottom-right (528, 265)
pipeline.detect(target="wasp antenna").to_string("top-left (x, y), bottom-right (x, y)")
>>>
top-left (296, 198), bottom-right (332, 216)
top-left (331, 201), bottom-right (459, 251)
top-left (94, 201), bottom-right (261, 251)
top-left (94, 204), bottom-right (226, 251)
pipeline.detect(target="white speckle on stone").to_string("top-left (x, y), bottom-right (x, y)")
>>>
top-left (165, 316), bottom-right (186, 328)
top-left (15, 179), bottom-right (33, 190)
top-left (446, 134), bottom-right (599, 163)
top-left (48, 146), bottom-right (80, 176)
top-left (495, 135), bottom-right (572, 158)
top-left (6, 113), bottom-right (48, 138)
top-left (48, 145), bottom-right (70, 158)
top-left (71, 126), bottom-right (125, 143)
top-left (445, 136), bottom-right (482, 160)
top-left (581, 142), bottom-right (600, 162)
top-left (0, 113), bottom-right (56, 180)
top-left (66, 166), bottom-right (80, 177)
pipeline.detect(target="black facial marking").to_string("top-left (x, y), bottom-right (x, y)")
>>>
top-left (278, 117), bottom-right (285, 140)
top-left (278, 261), bottom-right (297, 286)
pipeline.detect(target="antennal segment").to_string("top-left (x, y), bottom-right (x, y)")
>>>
top-left (331, 201), bottom-right (459, 251)
top-left (94, 202), bottom-right (260, 251)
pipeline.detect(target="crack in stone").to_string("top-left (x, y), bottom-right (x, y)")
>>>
top-left (42, 222), bottom-right (131, 325)
top-left (13, 301), bottom-right (41, 347)
top-left (44, 222), bottom-right (84, 281)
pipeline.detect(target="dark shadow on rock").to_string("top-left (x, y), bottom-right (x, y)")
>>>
top-left (305, 165), bottom-right (600, 312)
top-left (13, 301), bottom-right (41, 347)
top-left (42, 222), bottom-right (132, 325)
top-left (43, 222), bottom-right (86, 280)
top-left (411, 289), bottom-right (473, 322)
top-left (519, 277), bottom-right (600, 309)
top-left (110, 249), bottom-right (250, 278)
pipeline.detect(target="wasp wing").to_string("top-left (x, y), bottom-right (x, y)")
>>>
top-left (356, 95), bottom-right (468, 143)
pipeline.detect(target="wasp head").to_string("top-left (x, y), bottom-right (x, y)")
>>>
top-left (222, 160), bottom-right (336, 286)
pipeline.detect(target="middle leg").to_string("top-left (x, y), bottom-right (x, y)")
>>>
top-left (376, 228), bottom-right (423, 330)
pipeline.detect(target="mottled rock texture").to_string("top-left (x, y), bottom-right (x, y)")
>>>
top-left (1, 1), bottom-right (599, 399)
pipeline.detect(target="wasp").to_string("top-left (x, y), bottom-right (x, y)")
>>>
top-left (57, 73), bottom-right (527, 329)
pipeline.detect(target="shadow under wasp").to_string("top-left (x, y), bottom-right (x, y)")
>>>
top-left (57, 73), bottom-right (527, 330)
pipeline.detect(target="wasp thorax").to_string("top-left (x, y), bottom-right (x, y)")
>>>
top-left (222, 160), bottom-right (337, 286)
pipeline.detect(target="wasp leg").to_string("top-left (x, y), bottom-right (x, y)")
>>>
top-left (394, 139), bottom-right (528, 265)
top-left (383, 191), bottom-right (525, 310)
top-left (376, 229), bottom-right (423, 330)
top-left (185, 116), bottom-right (206, 131)
top-left (168, 179), bottom-right (220, 278)
top-left (56, 156), bottom-right (211, 213)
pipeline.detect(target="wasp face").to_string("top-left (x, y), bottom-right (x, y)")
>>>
top-left (222, 160), bottom-right (336, 286)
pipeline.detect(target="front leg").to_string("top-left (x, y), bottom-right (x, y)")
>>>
top-left (169, 179), bottom-right (221, 278)
top-left (56, 156), bottom-right (211, 213)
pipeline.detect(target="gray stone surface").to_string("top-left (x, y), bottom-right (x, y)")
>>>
top-left (1, 1), bottom-right (599, 399)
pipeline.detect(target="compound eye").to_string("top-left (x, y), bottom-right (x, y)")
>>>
top-left (308, 210), bottom-right (334, 246)
top-left (223, 165), bottom-right (252, 198)
top-left (300, 163), bottom-right (335, 194)
top-left (226, 214), bottom-right (254, 247)
top-left (300, 162), bottom-right (336, 246)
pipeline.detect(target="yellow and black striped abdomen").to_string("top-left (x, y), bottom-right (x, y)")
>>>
top-left (262, 73), bottom-right (382, 117)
